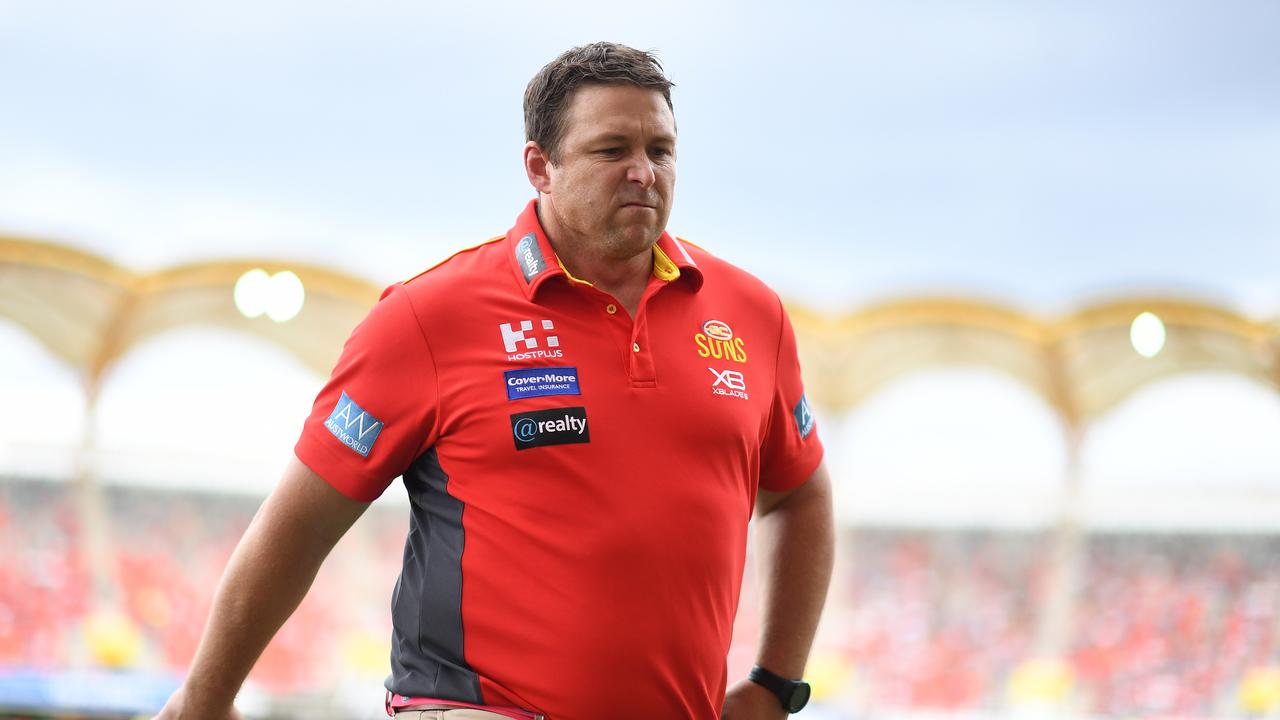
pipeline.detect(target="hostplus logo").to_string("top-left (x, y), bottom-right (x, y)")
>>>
top-left (500, 319), bottom-right (564, 361)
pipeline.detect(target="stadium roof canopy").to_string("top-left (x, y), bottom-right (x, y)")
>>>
top-left (4, 234), bottom-right (1278, 429)
top-left (1, 235), bottom-right (378, 394)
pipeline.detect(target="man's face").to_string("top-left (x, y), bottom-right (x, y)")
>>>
top-left (542, 83), bottom-right (676, 258)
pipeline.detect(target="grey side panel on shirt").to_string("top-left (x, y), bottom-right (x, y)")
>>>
top-left (386, 447), bottom-right (482, 703)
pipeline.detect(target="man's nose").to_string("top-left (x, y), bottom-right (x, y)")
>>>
top-left (625, 151), bottom-right (656, 187)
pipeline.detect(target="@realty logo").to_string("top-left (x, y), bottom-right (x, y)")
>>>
top-left (515, 233), bottom-right (547, 282)
top-left (513, 417), bottom-right (539, 443)
top-left (510, 407), bottom-right (590, 450)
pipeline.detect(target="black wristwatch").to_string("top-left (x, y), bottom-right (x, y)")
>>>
top-left (748, 665), bottom-right (811, 713)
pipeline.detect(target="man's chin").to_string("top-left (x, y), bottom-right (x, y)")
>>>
top-left (605, 224), bottom-right (663, 254)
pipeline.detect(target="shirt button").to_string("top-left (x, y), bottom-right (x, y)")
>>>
top-left (606, 303), bottom-right (617, 315)
top-left (632, 342), bottom-right (640, 352)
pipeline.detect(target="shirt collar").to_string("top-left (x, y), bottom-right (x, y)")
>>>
top-left (506, 198), bottom-right (703, 300)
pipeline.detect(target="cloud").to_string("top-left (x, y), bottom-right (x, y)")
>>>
top-left (0, 142), bottom-right (436, 281)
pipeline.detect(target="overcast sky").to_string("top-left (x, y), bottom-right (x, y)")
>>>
top-left (2, 0), bottom-right (1278, 313)
top-left (3, 1), bottom-right (1279, 515)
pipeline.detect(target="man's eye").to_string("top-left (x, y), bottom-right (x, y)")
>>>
top-left (650, 147), bottom-right (673, 158)
top-left (598, 147), bottom-right (623, 156)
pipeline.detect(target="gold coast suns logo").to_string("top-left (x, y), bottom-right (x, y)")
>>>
top-left (694, 319), bottom-right (747, 364)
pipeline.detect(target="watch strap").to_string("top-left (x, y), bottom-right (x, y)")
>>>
top-left (748, 665), bottom-right (810, 713)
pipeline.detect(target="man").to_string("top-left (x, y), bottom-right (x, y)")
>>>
top-left (155, 42), bottom-right (833, 720)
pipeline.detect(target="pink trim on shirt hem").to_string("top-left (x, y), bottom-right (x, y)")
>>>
top-left (386, 692), bottom-right (542, 720)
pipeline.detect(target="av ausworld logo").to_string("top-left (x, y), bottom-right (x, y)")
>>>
top-left (325, 391), bottom-right (384, 457)
top-left (515, 232), bottom-right (547, 283)
top-left (794, 393), bottom-right (816, 440)
top-left (504, 366), bottom-right (580, 401)
top-left (510, 407), bottom-right (590, 451)
top-left (709, 367), bottom-right (749, 400)
top-left (500, 319), bottom-right (564, 361)
top-left (695, 319), bottom-right (747, 364)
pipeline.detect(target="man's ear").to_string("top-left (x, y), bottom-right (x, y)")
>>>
top-left (524, 141), bottom-right (553, 194)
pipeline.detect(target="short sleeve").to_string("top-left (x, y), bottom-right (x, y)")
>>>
top-left (759, 300), bottom-right (824, 492)
top-left (294, 284), bottom-right (439, 501)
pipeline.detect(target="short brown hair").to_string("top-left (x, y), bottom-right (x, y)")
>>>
top-left (524, 42), bottom-right (674, 164)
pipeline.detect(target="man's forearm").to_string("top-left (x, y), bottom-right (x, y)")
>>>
top-left (172, 460), bottom-right (367, 714)
top-left (752, 464), bottom-right (835, 679)
top-left (180, 508), bottom-right (328, 708)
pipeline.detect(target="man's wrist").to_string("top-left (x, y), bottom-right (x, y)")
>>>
top-left (176, 679), bottom-right (240, 717)
top-left (748, 665), bottom-right (811, 713)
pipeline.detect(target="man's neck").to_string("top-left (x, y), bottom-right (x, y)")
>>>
top-left (537, 201), bottom-right (654, 316)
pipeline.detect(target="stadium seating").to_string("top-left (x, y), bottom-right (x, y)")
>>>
top-left (3, 478), bottom-right (1278, 715)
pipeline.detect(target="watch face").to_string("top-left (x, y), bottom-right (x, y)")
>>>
top-left (787, 682), bottom-right (811, 712)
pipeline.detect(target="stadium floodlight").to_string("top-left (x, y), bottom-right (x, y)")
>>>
top-left (234, 268), bottom-right (306, 322)
top-left (233, 268), bottom-right (271, 319)
top-left (1130, 311), bottom-right (1166, 358)
top-left (266, 270), bottom-right (306, 322)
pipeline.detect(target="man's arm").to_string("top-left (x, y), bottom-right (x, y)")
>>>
top-left (723, 462), bottom-right (835, 719)
top-left (154, 457), bottom-right (369, 719)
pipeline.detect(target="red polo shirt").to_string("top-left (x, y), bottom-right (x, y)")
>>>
top-left (295, 200), bottom-right (823, 720)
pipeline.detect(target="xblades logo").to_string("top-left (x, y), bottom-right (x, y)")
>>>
top-left (510, 406), bottom-right (590, 450)
top-left (500, 319), bottom-right (564, 361)
top-left (709, 367), bottom-right (749, 400)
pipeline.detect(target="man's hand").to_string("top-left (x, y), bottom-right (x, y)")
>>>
top-left (151, 688), bottom-right (243, 720)
top-left (722, 679), bottom-right (787, 720)
top-left (728, 462), bottom-right (833, 720)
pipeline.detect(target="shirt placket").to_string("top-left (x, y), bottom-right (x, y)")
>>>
top-left (580, 275), bottom-right (670, 389)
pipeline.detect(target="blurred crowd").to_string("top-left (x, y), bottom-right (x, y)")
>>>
top-left (3, 478), bottom-right (1279, 716)
top-left (824, 531), bottom-right (1280, 715)
top-left (0, 479), bottom-right (403, 694)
